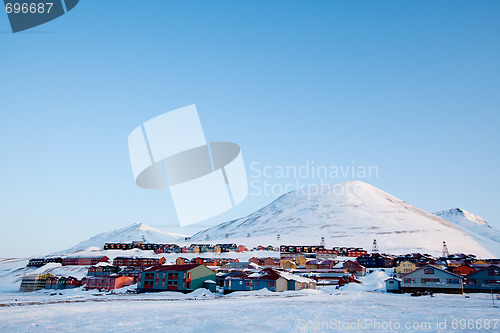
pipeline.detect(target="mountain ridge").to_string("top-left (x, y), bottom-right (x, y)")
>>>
top-left (191, 181), bottom-right (499, 257)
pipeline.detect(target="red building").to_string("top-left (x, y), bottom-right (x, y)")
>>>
top-left (343, 260), bottom-right (366, 276)
top-left (347, 249), bottom-right (368, 257)
top-left (176, 257), bottom-right (190, 265)
top-left (85, 275), bottom-right (135, 291)
top-left (62, 256), bottom-right (109, 266)
top-left (249, 257), bottom-right (264, 265)
top-left (112, 257), bottom-right (165, 267)
top-left (236, 245), bottom-right (248, 252)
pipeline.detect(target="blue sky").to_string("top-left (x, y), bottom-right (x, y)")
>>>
top-left (1, 1), bottom-right (499, 257)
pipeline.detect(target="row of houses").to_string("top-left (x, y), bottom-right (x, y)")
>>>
top-left (28, 256), bottom-right (111, 267)
top-left (386, 264), bottom-right (500, 294)
top-left (175, 257), bottom-right (240, 267)
top-left (279, 245), bottom-right (368, 257)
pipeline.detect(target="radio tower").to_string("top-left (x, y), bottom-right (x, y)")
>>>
top-left (320, 237), bottom-right (326, 247)
top-left (442, 241), bottom-right (450, 257)
top-left (372, 239), bottom-right (379, 253)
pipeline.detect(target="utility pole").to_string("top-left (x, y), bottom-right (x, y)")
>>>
top-left (372, 239), bottom-right (379, 253)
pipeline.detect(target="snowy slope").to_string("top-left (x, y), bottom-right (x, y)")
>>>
top-left (52, 223), bottom-right (187, 255)
top-left (192, 181), bottom-right (498, 257)
top-left (434, 208), bottom-right (500, 256)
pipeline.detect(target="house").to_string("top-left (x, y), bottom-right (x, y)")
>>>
top-left (356, 254), bottom-right (395, 268)
top-left (62, 256), bottom-right (109, 266)
top-left (119, 267), bottom-right (144, 282)
top-left (347, 248), bottom-right (368, 257)
top-left (20, 273), bottom-right (54, 292)
top-left (236, 245), bottom-right (248, 252)
top-left (297, 271), bottom-right (357, 286)
top-left (395, 261), bottom-right (417, 276)
top-left (88, 265), bottom-right (121, 276)
top-left (317, 260), bottom-right (335, 269)
top-left (46, 276), bottom-right (81, 290)
top-left (249, 257), bottom-right (264, 266)
top-left (315, 250), bottom-right (338, 259)
top-left (137, 264), bottom-right (216, 293)
top-left (112, 257), bottom-right (166, 267)
top-left (280, 259), bottom-right (296, 270)
top-left (223, 268), bottom-right (316, 293)
top-left (85, 275), bottom-right (135, 291)
top-left (464, 265), bottom-right (500, 293)
top-left (27, 258), bottom-right (46, 267)
top-left (305, 259), bottom-right (320, 269)
top-left (385, 278), bottom-right (401, 293)
top-left (213, 245), bottom-right (222, 253)
top-left (176, 257), bottom-right (190, 265)
top-left (400, 265), bottom-right (464, 294)
top-left (452, 264), bottom-right (477, 276)
top-left (295, 256), bottom-right (307, 267)
top-left (263, 257), bottom-right (278, 267)
top-left (343, 260), bottom-right (366, 276)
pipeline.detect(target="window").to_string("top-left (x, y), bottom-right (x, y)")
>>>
top-left (403, 278), bottom-right (415, 284)
top-left (446, 279), bottom-right (459, 284)
top-left (467, 279), bottom-right (477, 285)
top-left (487, 268), bottom-right (500, 276)
top-left (424, 268), bottom-right (434, 275)
top-left (167, 280), bottom-right (178, 286)
top-left (484, 280), bottom-right (500, 284)
top-left (245, 280), bottom-right (252, 287)
top-left (421, 278), bottom-right (439, 283)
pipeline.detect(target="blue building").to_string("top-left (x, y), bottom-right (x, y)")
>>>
top-left (465, 265), bottom-right (500, 293)
top-left (400, 265), bottom-right (464, 294)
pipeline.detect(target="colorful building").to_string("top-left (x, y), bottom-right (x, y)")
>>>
top-left (85, 275), bottom-right (135, 291)
top-left (138, 264), bottom-right (216, 293)
top-left (464, 265), bottom-right (500, 293)
top-left (400, 265), bottom-right (464, 294)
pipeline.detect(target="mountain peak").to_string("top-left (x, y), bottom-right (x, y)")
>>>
top-left (53, 223), bottom-right (188, 255)
top-left (434, 208), bottom-right (489, 227)
top-left (192, 182), bottom-right (498, 257)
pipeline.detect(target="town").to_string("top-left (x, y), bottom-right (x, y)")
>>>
top-left (20, 240), bottom-right (500, 296)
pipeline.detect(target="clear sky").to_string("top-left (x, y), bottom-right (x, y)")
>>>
top-left (1, 1), bottom-right (499, 257)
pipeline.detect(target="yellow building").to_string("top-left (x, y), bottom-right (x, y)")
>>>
top-left (395, 260), bottom-right (417, 275)
top-left (295, 256), bottom-right (307, 267)
top-left (280, 259), bottom-right (296, 270)
top-left (20, 273), bottom-right (54, 292)
top-left (213, 245), bottom-right (222, 253)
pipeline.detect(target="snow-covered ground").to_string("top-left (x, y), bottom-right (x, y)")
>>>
top-left (0, 286), bottom-right (498, 332)
top-left (1, 269), bottom-right (499, 332)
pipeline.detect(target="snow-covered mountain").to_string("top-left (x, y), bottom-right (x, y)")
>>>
top-left (434, 208), bottom-right (500, 255)
top-left (192, 181), bottom-right (499, 257)
top-left (53, 223), bottom-right (187, 255)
